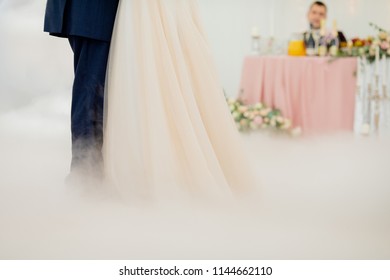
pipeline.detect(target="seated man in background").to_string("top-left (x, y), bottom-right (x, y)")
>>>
top-left (304, 1), bottom-right (347, 45)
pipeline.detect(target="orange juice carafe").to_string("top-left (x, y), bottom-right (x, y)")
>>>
top-left (288, 33), bottom-right (306, 56)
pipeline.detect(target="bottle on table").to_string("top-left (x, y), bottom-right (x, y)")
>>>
top-left (329, 20), bottom-right (340, 57)
top-left (305, 31), bottom-right (318, 57)
top-left (318, 19), bottom-right (328, 57)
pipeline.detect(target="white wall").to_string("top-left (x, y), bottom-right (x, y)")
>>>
top-left (1, 0), bottom-right (390, 109)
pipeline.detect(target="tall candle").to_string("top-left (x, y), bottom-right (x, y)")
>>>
top-left (375, 45), bottom-right (380, 76)
top-left (320, 19), bottom-right (327, 37)
top-left (362, 55), bottom-right (368, 91)
top-left (383, 54), bottom-right (387, 86)
top-left (251, 26), bottom-right (260, 38)
top-left (357, 57), bottom-right (362, 87)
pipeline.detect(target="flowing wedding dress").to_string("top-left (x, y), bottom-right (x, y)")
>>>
top-left (103, 0), bottom-right (258, 199)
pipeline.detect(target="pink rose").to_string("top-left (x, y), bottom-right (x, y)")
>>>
top-left (380, 41), bottom-right (390, 50)
top-left (254, 116), bottom-right (263, 125)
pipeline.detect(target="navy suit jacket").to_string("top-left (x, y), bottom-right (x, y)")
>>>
top-left (44, 0), bottom-right (120, 42)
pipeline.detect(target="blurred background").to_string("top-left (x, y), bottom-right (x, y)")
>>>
top-left (1, 0), bottom-right (390, 109)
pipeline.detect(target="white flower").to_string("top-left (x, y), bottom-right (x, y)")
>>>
top-left (372, 39), bottom-right (380, 47)
top-left (240, 119), bottom-right (249, 128)
top-left (359, 48), bottom-right (366, 56)
top-left (379, 31), bottom-right (388, 41)
top-left (369, 47), bottom-right (376, 56)
top-left (238, 106), bottom-right (248, 113)
top-left (232, 112), bottom-right (241, 120)
top-left (254, 103), bottom-right (263, 110)
top-left (250, 122), bottom-right (258, 130)
top-left (360, 123), bottom-right (370, 135)
top-left (291, 127), bottom-right (302, 137)
top-left (227, 98), bottom-right (236, 104)
top-left (260, 108), bottom-right (271, 117)
top-left (282, 119), bottom-right (292, 129)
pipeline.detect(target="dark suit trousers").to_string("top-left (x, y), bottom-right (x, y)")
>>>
top-left (68, 36), bottom-right (110, 172)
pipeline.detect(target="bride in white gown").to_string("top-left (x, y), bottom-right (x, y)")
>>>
top-left (103, 0), bottom-right (258, 199)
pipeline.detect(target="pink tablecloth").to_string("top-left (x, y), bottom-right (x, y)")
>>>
top-left (239, 56), bottom-right (358, 134)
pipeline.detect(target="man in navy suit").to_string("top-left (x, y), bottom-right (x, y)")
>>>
top-left (44, 0), bottom-right (119, 180)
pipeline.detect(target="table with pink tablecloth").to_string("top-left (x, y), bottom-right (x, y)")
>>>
top-left (239, 56), bottom-right (358, 134)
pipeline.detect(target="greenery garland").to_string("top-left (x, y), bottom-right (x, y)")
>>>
top-left (338, 23), bottom-right (390, 63)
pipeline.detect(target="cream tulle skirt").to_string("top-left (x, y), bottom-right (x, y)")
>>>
top-left (103, 0), bottom-right (259, 200)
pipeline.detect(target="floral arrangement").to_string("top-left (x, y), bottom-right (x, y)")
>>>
top-left (226, 98), bottom-right (292, 132)
top-left (339, 23), bottom-right (390, 62)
